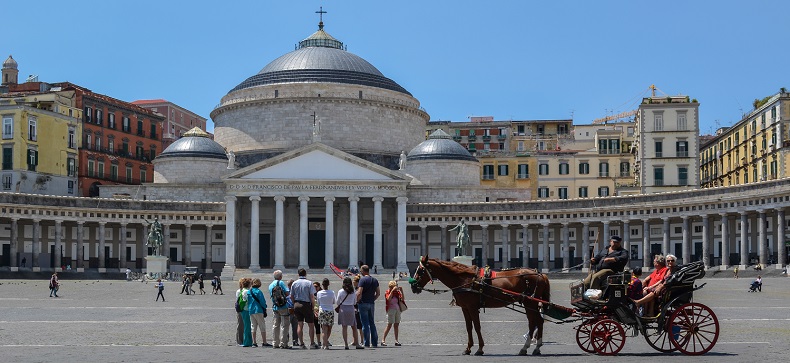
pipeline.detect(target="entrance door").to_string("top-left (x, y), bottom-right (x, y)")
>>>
top-left (1, 244), bottom-right (9, 266)
top-left (308, 231), bottom-right (325, 269)
top-left (50, 245), bottom-right (56, 269)
top-left (259, 234), bottom-right (271, 268)
top-left (694, 242), bottom-right (702, 262)
top-left (365, 234), bottom-right (374, 267)
top-left (650, 243), bottom-right (662, 261)
top-left (170, 247), bottom-right (178, 264)
top-left (474, 247), bottom-right (482, 267)
top-left (674, 242), bottom-right (682, 261)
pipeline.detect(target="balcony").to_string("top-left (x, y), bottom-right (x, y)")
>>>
top-left (599, 172), bottom-right (610, 178)
top-left (81, 142), bottom-right (152, 163)
top-left (679, 179), bottom-right (688, 185)
top-left (482, 135), bottom-right (492, 141)
top-left (517, 173), bottom-right (529, 179)
top-left (655, 179), bottom-right (664, 186)
top-left (452, 135), bottom-right (462, 141)
top-left (620, 172), bottom-right (631, 177)
top-left (497, 134), bottom-right (507, 140)
top-left (677, 151), bottom-right (688, 157)
top-left (482, 174), bottom-right (494, 180)
top-left (467, 135), bottom-right (477, 141)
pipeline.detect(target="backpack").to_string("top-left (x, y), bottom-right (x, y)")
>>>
top-left (235, 291), bottom-right (246, 313)
top-left (271, 281), bottom-right (287, 308)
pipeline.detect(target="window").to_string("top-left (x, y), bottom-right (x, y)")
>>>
top-left (108, 139), bottom-right (114, 153)
top-left (87, 160), bottom-right (94, 177)
top-left (136, 145), bottom-right (144, 159)
top-left (498, 164), bottom-right (508, 176)
top-left (620, 162), bottom-right (630, 177)
top-left (2, 116), bottom-right (12, 139)
top-left (150, 123), bottom-right (157, 139)
top-left (578, 186), bottom-right (588, 198)
top-left (678, 167), bottom-right (688, 185)
top-left (140, 170), bottom-right (147, 183)
top-left (538, 187), bottom-right (549, 198)
top-left (67, 180), bottom-right (74, 194)
top-left (654, 167), bottom-right (664, 186)
top-left (2, 146), bottom-right (12, 170)
top-left (677, 113), bottom-right (687, 130)
top-left (631, 228), bottom-right (639, 236)
top-left (482, 165), bottom-right (494, 180)
top-left (85, 107), bottom-right (92, 123)
top-left (654, 114), bottom-right (663, 131)
top-left (599, 162), bottom-right (609, 177)
top-left (122, 141), bottom-right (129, 155)
top-left (517, 164), bottom-right (529, 179)
top-left (67, 157), bottom-right (76, 177)
top-left (650, 228), bottom-right (661, 236)
top-left (85, 134), bottom-right (92, 149)
top-left (579, 162), bottom-right (589, 175)
top-left (517, 141), bottom-right (524, 151)
top-left (598, 186), bottom-right (609, 197)
top-left (126, 166), bottom-right (133, 183)
top-left (655, 141), bottom-right (663, 157)
top-left (26, 149), bottom-right (38, 171)
top-left (149, 146), bottom-right (156, 159)
top-left (111, 165), bottom-right (118, 180)
top-left (558, 187), bottom-right (568, 200)
top-left (2, 174), bottom-right (10, 190)
top-left (28, 117), bottom-right (37, 141)
top-left (96, 109), bottom-right (103, 125)
top-left (539, 163), bottom-right (549, 175)
top-left (98, 162), bottom-right (105, 178)
top-left (559, 162), bottom-right (569, 175)
top-left (108, 113), bottom-right (116, 129)
top-left (95, 136), bottom-right (101, 151)
top-left (137, 118), bottom-right (144, 136)
top-left (68, 128), bottom-right (75, 149)
top-left (676, 141), bottom-right (688, 157)
top-left (122, 117), bottom-right (130, 132)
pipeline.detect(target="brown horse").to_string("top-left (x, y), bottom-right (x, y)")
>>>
top-left (410, 255), bottom-right (551, 356)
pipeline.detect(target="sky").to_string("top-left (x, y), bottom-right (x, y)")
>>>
top-left (3, 1), bottom-right (789, 135)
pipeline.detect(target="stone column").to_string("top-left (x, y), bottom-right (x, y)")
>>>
top-left (602, 221), bottom-right (610, 246)
top-left (582, 222), bottom-right (590, 271)
top-left (273, 196), bottom-right (285, 270)
top-left (163, 224), bottom-right (171, 263)
top-left (119, 222), bottom-right (128, 269)
top-left (419, 223), bottom-right (428, 256)
top-left (622, 220), bottom-right (630, 256)
top-left (54, 220), bottom-right (63, 269)
top-left (324, 196), bottom-right (335, 270)
top-left (521, 224), bottom-right (529, 268)
top-left (681, 216), bottom-right (690, 264)
top-left (205, 224), bottom-right (213, 272)
top-left (9, 218), bottom-right (18, 268)
top-left (184, 224), bottom-right (193, 268)
top-left (777, 208), bottom-right (786, 268)
top-left (562, 222), bottom-right (570, 270)
top-left (662, 217), bottom-right (670, 255)
top-left (249, 195), bottom-right (261, 270)
top-left (702, 215), bottom-right (710, 269)
top-left (98, 222), bottom-right (106, 269)
top-left (439, 223), bottom-right (449, 260)
top-left (298, 196), bottom-right (310, 270)
top-left (32, 219), bottom-right (41, 268)
top-left (501, 224), bottom-right (510, 269)
top-left (720, 213), bottom-right (730, 268)
top-left (348, 197), bottom-right (359, 269)
top-left (373, 197), bottom-right (384, 271)
top-left (396, 197), bottom-right (408, 272)
top-left (740, 212), bottom-right (748, 267)
top-left (758, 210), bottom-right (767, 266)
top-left (541, 222), bottom-right (550, 272)
top-left (76, 221), bottom-right (84, 269)
top-left (480, 224), bottom-right (489, 266)
top-left (642, 219), bottom-right (651, 269)
top-left (223, 196), bottom-right (237, 274)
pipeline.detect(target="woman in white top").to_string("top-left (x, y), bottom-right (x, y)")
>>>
top-left (336, 277), bottom-right (361, 349)
top-left (315, 278), bottom-right (336, 349)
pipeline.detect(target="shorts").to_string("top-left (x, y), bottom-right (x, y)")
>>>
top-left (250, 313), bottom-right (265, 332)
top-left (387, 308), bottom-right (401, 324)
top-left (318, 310), bottom-right (334, 326)
top-left (293, 301), bottom-right (314, 323)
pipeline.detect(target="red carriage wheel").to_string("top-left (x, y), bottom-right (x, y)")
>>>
top-left (643, 319), bottom-right (677, 353)
top-left (590, 319), bottom-right (626, 355)
top-left (668, 302), bottom-right (720, 355)
top-left (575, 319), bottom-right (597, 353)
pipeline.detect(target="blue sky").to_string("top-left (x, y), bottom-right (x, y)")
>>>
top-left (3, 1), bottom-right (788, 134)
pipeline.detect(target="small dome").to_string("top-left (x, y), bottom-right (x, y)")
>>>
top-left (3, 55), bottom-right (18, 69)
top-left (407, 129), bottom-right (477, 162)
top-left (157, 127), bottom-right (227, 160)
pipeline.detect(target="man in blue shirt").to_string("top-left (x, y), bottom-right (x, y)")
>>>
top-left (356, 265), bottom-right (380, 347)
top-left (268, 270), bottom-right (291, 349)
top-left (290, 268), bottom-right (318, 349)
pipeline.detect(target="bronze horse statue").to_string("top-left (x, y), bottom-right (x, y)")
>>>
top-left (410, 255), bottom-right (551, 356)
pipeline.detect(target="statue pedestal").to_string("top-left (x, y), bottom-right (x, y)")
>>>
top-left (452, 255), bottom-right (474, 266)
top-left (145, 255), bottom-right (169, 277)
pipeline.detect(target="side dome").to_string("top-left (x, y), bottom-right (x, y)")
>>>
top-left (157, 127), bottom-right (227, 160)
top-left (2, 55), bottom-right (17, 69)
top-left (407, 129), bottom-right (477, 162)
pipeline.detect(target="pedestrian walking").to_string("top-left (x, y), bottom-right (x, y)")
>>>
top-left (291, 268), bottom-right (318, 349)
top-left (356, 265), bottom-right (380, 348)
top-left (316, 278), bottom-right (335, 349)
top-left (336, 276), bottom-right (362, 349)
top-left (734, 266), bottom-right (739, 279)
top-left (181, 275), bottom-right (189, 295)
top-left (215, 276), bottom-right (223, 295)
top-left (249, 278), bottom-right (270, 347)
top-left (188, 276), bottom-right (196, 295)
top-left (49, 272), bottom-right (60, 297)
top-left (269, 270), bottom-right (291, 349)
top-left (198, 274), bottom-right (206, 295)
top-left (155, 279), bottom-right (165, 302)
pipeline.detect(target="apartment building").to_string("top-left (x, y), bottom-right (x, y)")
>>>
top-left (132, 99), bottom-right (208, 150)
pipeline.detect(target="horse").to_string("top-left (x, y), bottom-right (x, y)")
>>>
top-left (410, 255), bottom-right (551, 356)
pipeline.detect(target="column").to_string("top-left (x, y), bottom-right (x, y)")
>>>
top-left (740, 212), bottom-right (748, 267)
top-left (273, 196), bottom-right (285, 270)
top-left (249, 195), bottom-right (261, 270)
top-left (582, 222), bottom-right (590, 271)
top-left (54, 220), bottom-right (63, 269)
top-left (223, 196), bottom-right (237, 272)
top-left (777, 209), bottom-right (786, 268)
top-left (720, 213), bottom-right (730, 268)
top-left (681, 216), bottom-right (690, 264)
top-left (622, 220), bottom-right (630, 256)
top-left (758, 210), bottom-right (767, 266)
top-left (205, 224), bottom-right (214, 272)
top-left (163, 224), bottom-right (171, 263)
top-left (32, 219), bottom-right (41, 268)
top-left (348, 197), bottom-right (359, 269)
top-left (120, 223), bottom-right (128, 269)
top-left (373, 197), bottom-right (384, 270)
top-left (480, 224), bottom-right (489, 266)
top-left (501, 224), bottom-right (510, 269)
top-left (9, 218), bottom-right (18, 268)
top-left (439, 223), bottom-right (448, 260)
top-left (541, 222), bottom-right (550, 272)
top-left (98, 222), bottom-right (106, 269)
top-left (642, 219), bottom-right (650, 269)
top-left (702, 215), bottom-right (710, 269)
top-left (298, 196), bottom-right (310, 269)
top-left (76, 221), bottom-right (84, 269)
top-left (419, 223), bottom-right (428, 255)
top-left (662, 217), bottom-right (670, 255)
top-left (184, 224), bottom-right (193, 268)
top-left (396, 197), bottom-right (408, 272)
top-left (324, 196), bottom-right (335, 270)
top-left (602, 221), bottom-right (610, 246)
top-left (562, 222), bottom-right (570, 270)
top-left (521, 224), bottom-right (529, 268)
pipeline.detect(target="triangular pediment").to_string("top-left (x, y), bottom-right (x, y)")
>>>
top-left (224, 143), bottom-right (408, 182)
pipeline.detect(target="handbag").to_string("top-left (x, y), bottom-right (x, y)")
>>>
top-left (335, 291), bottom-right (351, 313)
top-left (398, 299), bottom-right (408, 312)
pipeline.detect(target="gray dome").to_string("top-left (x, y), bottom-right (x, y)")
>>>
top-left (157, 128), bottom-right (227, 160)
top-left (3, 55), bottom-right (17, 69)
top-left (229, 25), bottom-right (410, 96)
top-left (407, 130), bottom-right (477, 162)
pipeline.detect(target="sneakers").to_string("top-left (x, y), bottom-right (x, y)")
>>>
top-left (355, 345), bottom-right (365, 349)
top-left (395, 342), bottom-right (402, 346)
top-left (252, 343), bottom-right (258, 347)
top-left (262, 343), bottom-right (273, 347)
top-left (310, 343), bottom-right (320, 349)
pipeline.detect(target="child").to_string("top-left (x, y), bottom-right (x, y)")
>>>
top-left (627, 267), bottom-right (643, 300)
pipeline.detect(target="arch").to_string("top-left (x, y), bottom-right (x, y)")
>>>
top-left (88, 181), bottom-right (102, 198)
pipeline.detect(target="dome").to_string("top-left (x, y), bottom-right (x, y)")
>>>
top-left (157, 128), bottom-right (227, 160)
top-left (407, 130), bottom-right (478, 162)
top-left (3, 55), bottom-right (17, 69)
top-left (228, 24), bottom-right (410, 96)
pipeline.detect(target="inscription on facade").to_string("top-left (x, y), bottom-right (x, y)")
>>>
top-left (227, 184), bottom-right (404, 191)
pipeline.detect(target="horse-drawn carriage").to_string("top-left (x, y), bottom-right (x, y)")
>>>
top-left (410, 256), bottom-right (719, 356)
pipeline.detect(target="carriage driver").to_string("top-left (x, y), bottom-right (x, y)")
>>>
top-left (583, 236), bottom-right (629, 290)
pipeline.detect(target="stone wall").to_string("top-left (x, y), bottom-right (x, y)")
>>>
top-left (153, 157), bottom-right (229, 184)
top-left (406, 159), bottom-right (480, 187)
top-left (407, 186), bottom-right (531, 204)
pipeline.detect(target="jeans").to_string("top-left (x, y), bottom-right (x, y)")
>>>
top-left (358, 302), bottom-right (378, 347)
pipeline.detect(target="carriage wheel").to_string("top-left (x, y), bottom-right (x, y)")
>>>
top-left (668, 303), bottom-right (720, 355)
top-left (575, 319), bottom-right (597, 353)
top-left (590, 319), bottom-right (626, 355)
top-left (643, 319), bottom-right (677, 353)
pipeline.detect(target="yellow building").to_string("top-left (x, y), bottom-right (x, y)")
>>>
top-left (0, 90), bottom-right (82, 195)
top-left (701, 90), bottom-right (789, 188)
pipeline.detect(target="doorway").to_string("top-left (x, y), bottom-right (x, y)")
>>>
top-left (259, 234), bottom-right (271, 268)
top-left (365, 234), bottom-right (374, 267)
top-left (308, 231), bottom-right (325, 269)
top-left (1, 244), bottom-right (9, 266)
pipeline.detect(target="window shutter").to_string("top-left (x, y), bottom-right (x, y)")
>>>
top-left (34, 150), bottom-right (38, 165)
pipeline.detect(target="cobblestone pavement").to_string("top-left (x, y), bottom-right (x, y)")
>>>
top-left (0, 274), bottom-right (788, 363)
